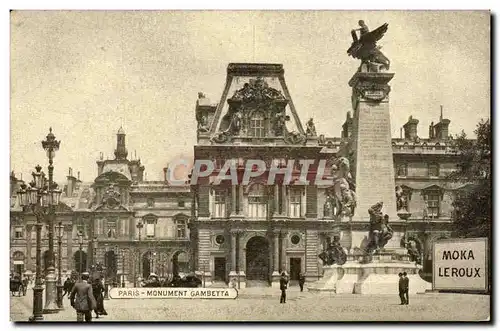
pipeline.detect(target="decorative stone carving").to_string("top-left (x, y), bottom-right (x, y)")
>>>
top-left (353, 80), bottom-right (391, 101)
top-left (318, 235), bottom-right (347, 266)
top-left (231, 77), bottom-right (286, 103)
top-left (272, 112), bottom-right (288, 136)
top-left (283, 130), bottom-right (306, 145)
top-left (329, 157), bottom-right (356, 217)
top-left (364, 202), bottom-right (394, 255)
top-left (395, 185), bottom-right (408, 212)
top-left (102, 184), bottom-right (121, 209)
top-left (323, 191), bottom-right (336, 218)
top-left (401, 236), bottom-right (422, 265)
top-left (305, 118), bottom-right (317, 136)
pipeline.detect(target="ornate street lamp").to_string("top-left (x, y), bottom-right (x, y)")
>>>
top-left (41, 127), bottom-right (61, 314)
top-left (77, 231), bottom-right (84, 276)
top-left (18, 164), bottom-right (61, 322)
top-left (121, 248), bottom-right (127, 287)
top-left (55, 222), bottom-right (64, 309)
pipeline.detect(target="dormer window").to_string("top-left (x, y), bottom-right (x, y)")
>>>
top-left (397, 163), bottom-right (408, 177)
top-left (249, 112), bottom-right (265, 138)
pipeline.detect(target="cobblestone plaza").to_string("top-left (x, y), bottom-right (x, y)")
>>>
top-left (10, 286), bottom-right (489, 322)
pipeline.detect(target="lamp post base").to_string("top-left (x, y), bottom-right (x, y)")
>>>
top-left (43, 267), bottom-right (59, 314)
top-left (56, 284), bottom-right (64, 310)
top-left (31, 285), bottom-right (44, 321)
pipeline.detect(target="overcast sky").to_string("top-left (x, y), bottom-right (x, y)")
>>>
top-left (10, 10), bottom-right (490, 184)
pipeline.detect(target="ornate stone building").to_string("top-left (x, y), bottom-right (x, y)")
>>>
top-left (10, 128), bottom-right (191, 286)
top-left (190, 63), bottom-right (465, 287)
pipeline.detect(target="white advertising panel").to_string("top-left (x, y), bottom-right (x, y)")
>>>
top-left (433, 238), bottom-right (488, 291)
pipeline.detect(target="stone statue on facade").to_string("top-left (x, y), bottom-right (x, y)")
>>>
top-left (395, 185), bottom-right (408, 212)
top-left (318, 236), bottom-right (347, 266)
top-left (306, 118), bottom-right (317, 136)
top-left (330, 157), bottom-right (356, 217)
top-left (401, 236), bottom-right (422, 265)
top-left (323, 191), bottom-right (336, 218)
top-left (273, 111), bottom-right (288, 136)
top-left (347, 20), bottom-right (391, 72)
top-left (365, 202), bottom-right (394, 254)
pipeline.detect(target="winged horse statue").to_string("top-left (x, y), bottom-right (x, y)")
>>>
top-left (347, 20), bottom-right (391, 72)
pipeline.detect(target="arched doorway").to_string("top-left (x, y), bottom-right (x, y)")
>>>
top-left (104, 251), bottom-right (117, 282)
top-left (172, 251), bottom-right (189, 276)
top-left (246, 236), bottom-right (270, 281)
top-left (142, 251), bottom-right (153, 279)
top-left (73, 250), bottom-right (87, 274)
top-left (12, 251), bottom-right (25, 276)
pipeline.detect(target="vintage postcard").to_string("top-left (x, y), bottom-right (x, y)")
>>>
top-left (9, 10), bottom-right (491, 322)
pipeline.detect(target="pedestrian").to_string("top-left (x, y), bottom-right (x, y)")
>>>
top-left (279, 272), bottom-right (288, 304)
top-left (69, 272), bottom-right (97, 322)
top-left (63, 277), bottom-right (72, 298)
top-left (298, 272), bottom-right (305, 292)
top-left (402, 272), bottom-right (409, 305)
top-left (92, 277), bottom-right (107, 318)
top-left (21, 277), bottom-right (28, 296)
top-left (398, 272), bottom-right (405, 305)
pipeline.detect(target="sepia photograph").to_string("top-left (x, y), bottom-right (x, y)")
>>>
top-left (8, 9), bottom-right (491, 322)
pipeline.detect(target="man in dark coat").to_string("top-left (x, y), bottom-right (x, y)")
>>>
top-left (70, 273), bottom-right (97, 322)
top-left (63, 277), bottom-right (73, 298)
top-left (279, 272), bottom-right (288, 304)
top-left (398, 272), bottom-right (405, 304)
top-left (298, 273), bottom-right (306, 292)
top-left (402, 272), bottom-right (409, 305)
top-left (92, 278), bottom-right (107, 318)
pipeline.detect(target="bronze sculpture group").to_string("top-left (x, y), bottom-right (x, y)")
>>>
top-left (365, 202), bottom-right (394, 255)
top-left (347, 20), bottom-right (391, 72)
top-left (318, 236), bottom-right (347, 266)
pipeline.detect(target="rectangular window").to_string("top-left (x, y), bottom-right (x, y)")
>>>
top-left (428, 163), bottom-right (439, 177)
top-left (14, 227), bottom-right (23, 239)
top-left (289, 189), bottom-right (302, 218)
top-left (178, 200), bottom-right (185, 207)
top-left (248, 196), bottom-right (266, 218)
top-left (213, 190), bottom-right (226, 218)
top-left (105, 220), bottom-right (115, 238)
top-left (176, 220), bottom-right (186, 238)
top-left (250, 117), bottom-right (265, 138)
top-left (425, 191), bottom-right (440, 218)
top-left (146, 219), bottom-right (155, 237)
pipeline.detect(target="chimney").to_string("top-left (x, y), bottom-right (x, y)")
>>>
top-left (342, 111), bottom-right (353, 138)
top-left (66, 167), bottom-right (77, 197)
top-left (433, 106), bottom-right (451, 140)
top-left (400, 128), bottom-right (403, 139)
top-left (403, 116), bottom-right (419, 140)
top-left (77, 171), bottom-right (80, 181)
top-left (429, 122), bottom-right (434, 139)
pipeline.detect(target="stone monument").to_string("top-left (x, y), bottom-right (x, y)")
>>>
top-left (318, 21), bottom-right (430, 294)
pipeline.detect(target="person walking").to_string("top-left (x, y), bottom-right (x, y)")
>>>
top-left (279, 272), bottom-right (288, 304)
top-left (298, 273), bottom-right (305, 292)
top-left (398, 272), bottom-right (406, 305)
top-left (70, 273), bottom-right (97, 322)
top-left (402, 272), bottom-right (409, 305)
top-left (63, 277), bottom-right (73, 298)
top-left (92, 277), bottom-right (108, 318)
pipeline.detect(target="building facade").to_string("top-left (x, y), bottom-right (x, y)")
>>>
top-left (10, 128), bottom-right (191, 286)
top-left (10, 63), bottom-right (468, 287)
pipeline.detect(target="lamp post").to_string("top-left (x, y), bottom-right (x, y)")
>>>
top-left (17, 165), bottom-right (62, 322)
top-left (41, 128), bottom-right (61, 314)
top-left (103, 244), bottom-right (109, 300)
top-left (136, 221), bottom-right (143, 281)
top-left (55, 222), bottom-right (64, 309)
top-left (77, 231), bottom-right (84, 277)
top-left (121, 249), bottom-right (126, 287)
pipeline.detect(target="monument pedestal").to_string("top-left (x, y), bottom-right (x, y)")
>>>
top-left (307, 265), bottom-right (340, 293)
top-left (271, 271), bottom-right (281, 288)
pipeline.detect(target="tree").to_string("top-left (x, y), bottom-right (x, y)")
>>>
top-left (448, 119), bottom-right (491, 239)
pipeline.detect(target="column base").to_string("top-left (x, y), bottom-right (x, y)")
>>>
top-left (56, 284), bottom-right (64, 310)
top-left (43, 267), bottom-right (59, 314)
top-left (271, 271), bottom-right (281, 288)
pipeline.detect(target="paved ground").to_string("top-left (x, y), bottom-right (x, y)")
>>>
top-left (10, 286), bottom-right (490, 322)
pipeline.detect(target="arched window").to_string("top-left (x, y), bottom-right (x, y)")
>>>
top-left (248, 184), bottom-right (266, 219)
top-left (249, 112), bottom-right (265, 138)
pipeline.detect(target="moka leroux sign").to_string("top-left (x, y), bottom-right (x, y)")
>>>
top-left (433, 238), bottom-right (488, 291)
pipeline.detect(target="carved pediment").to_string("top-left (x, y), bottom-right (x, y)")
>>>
top-left (229, 77), bottom-right (286, 105)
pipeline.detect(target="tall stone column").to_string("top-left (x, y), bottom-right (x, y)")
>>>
top-left (349, 71), bottom-right (398, 249)
top-left (281, 185), bottom-right (288, 216)
top-left (231, 185), bottom-right (237, 216)
top-left (281, 231), bottom-right (288, 272)
top-left (273, 231), bottom-right (280, 272)
top-left (230, 231), bottom-right (237, 271)
top-left (274, 184), bottom-right (280, 215)
top-left (238, 185), bottom-right (244, 215)
top-left (65, 225), bottom-right (73, 271)
top-left (26, 224), bottom-right (33, 272)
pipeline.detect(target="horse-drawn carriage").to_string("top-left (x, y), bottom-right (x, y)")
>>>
top-left (10, 274), bottom-right (25, 297)
top-left (142, 273), bottom-right (202, 288)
